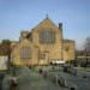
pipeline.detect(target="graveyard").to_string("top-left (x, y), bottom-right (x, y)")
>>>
top-left (1, 65), bottom-right (90, 90)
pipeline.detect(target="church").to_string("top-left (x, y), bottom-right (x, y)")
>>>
top-left (11, 17), bottom-right (75, 66)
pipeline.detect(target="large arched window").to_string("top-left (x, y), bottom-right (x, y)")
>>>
top-left (39, 30), bottom-right (55, 44)
top-left (20, 47), bottom-right (32, 60)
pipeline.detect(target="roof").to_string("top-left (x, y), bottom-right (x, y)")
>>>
top-left (32, 16), bottom-right (60, 31)
top-left (63, 39), bottom-right (75, 43)
top-left (20, 31), bottom-right (32, 41)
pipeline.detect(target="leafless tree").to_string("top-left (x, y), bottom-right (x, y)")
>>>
top-left (83, 37), bottom-right (90, 67)
top-left (84, 37), bottom-right (90, 52)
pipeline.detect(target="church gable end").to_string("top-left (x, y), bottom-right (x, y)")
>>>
top-left (11, 17), bottom-right (75, 66)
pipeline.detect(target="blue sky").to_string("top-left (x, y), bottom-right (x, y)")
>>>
top-left (0, 0), bottom-right (89, 49)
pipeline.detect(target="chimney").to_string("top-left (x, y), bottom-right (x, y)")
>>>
top-left (59, 23), bottom-right (63, 30)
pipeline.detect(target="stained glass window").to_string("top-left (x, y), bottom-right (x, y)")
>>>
top-left (40, 30), bottom-right (55, 44)
top-left (20, 47), bottom-right (31, 59)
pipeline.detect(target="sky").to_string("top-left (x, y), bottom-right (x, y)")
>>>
top-left (0, 0), bottom-right (90, 49)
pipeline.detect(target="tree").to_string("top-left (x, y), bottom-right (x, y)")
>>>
top-left (83, 37), bottom-right (90, 67)
top-left (84, 37), bottom-right (90, 52)
top-left (1, 39), bottom-right (11, 55)
top-left (2, 39), bottom-right (11, 45)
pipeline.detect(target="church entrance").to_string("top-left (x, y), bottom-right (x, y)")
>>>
top-left (39, 52), bottom-right (49, 65)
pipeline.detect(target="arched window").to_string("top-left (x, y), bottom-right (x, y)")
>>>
top-left (39, 30), bottom-right (55, 44)
top-left (20, 47), bottom-right (32, 60)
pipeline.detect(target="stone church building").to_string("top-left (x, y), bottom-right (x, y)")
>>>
top-left (11, 17), bottom-right (75, 66)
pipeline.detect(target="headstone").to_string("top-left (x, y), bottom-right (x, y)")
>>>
top-left (70, 87), bottom-right (76, 90)
top-left (39, 69), bottom-right (43, 74)
top-left (0, 73), bottom-right (5, 90)
top-left (10, 77), bottom-right (18, 90)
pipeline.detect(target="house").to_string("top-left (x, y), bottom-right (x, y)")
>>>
top-left (0, 44), bottom-right (10, 70)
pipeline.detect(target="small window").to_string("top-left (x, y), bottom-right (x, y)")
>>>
top-left (39, 53), bottom-right (45, 59)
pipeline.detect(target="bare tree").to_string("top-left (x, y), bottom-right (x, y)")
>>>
top-left (84, 37), bottom-right (90, 52)
top-left (83, 37), bottom-right (90, 67)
